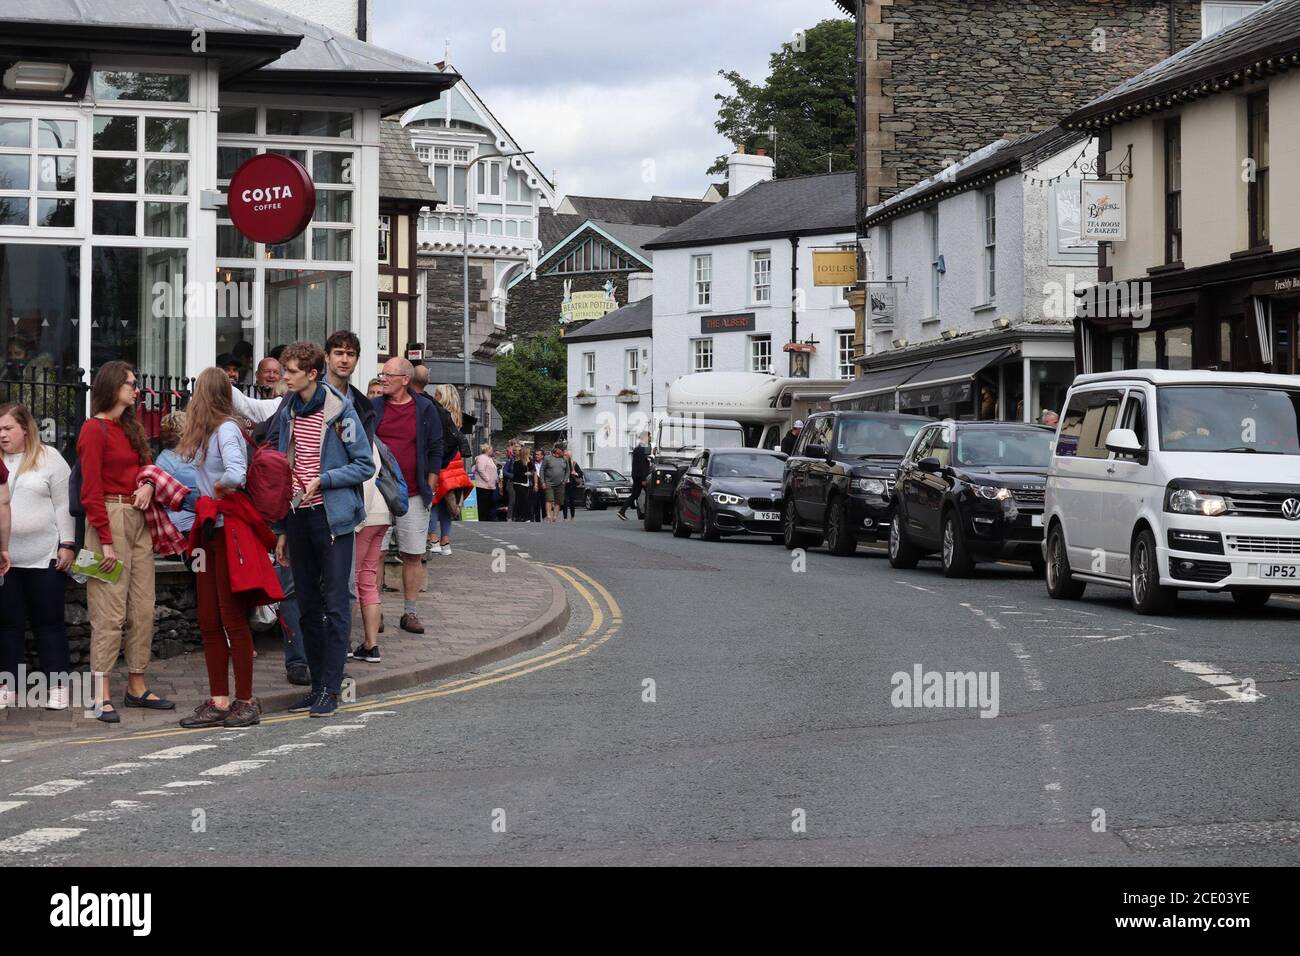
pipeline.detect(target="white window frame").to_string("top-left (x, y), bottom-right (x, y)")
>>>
top-left (376, 298), bottom-right (391, 346)
top-left (476, 159), bottom-right (503, 199)
top-left (583, 432), bottom-right (596, 469)
top-left (414, 145), bottom-right (431, 164)
top-left (691, 253), bottom-right (712, 309)
top-left (750, 249), bottom-right (771, 305)
top-left (582, 351), bottom-right (596, 389)
top-left (748, 333), bottom-right (772, 373)
top-left (981, 189), bottom-right (996, 306)
top-left (624, 347), bottom-right (639, 388)
top-left (836, 330), bottom-right (855, 380)
top-left (1201, 2), bottom-right (1264, 37)
top-left (691, 336), bottom-right (713, 373)
top-left (378, 213), bottom-right (391, 264)
top-left (927, 208), bottom-right (940, 320)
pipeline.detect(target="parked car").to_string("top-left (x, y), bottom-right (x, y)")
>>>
top-left (672, 448), bottom-right (787, 542)
top-left (582, 468), bottom-right (632, 510)
top-left (781, 410), bottom-right (932, 555)
top-left (1044, 369), bottom-right (1300, 614)
top-left (889, 420), bottom-right (1055, 576)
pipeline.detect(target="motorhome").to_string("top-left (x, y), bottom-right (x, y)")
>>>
top-left (665, 372), bottom-right (844, 450)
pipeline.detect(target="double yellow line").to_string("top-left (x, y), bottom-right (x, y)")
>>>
top-left (65, 563), bottom-right (620, 745)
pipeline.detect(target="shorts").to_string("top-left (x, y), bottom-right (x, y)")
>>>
top-left (545, 484), bottom-right (564, 504)
top-left (392, 495), bottom-right (431, 555)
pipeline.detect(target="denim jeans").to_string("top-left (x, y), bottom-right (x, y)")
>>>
top-left (276, 560), bottom-right (305, 670)
top-left (0, 564), bottom-right (72, 681)
top-left (434, 498), bottom-right (453, 537)
top-left (286, 506), bottom-right (354, 696)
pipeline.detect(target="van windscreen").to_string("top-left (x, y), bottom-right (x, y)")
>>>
top-left (1157, 386), bottom-right (1300, 454)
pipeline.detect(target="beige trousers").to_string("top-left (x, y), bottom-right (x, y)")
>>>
top-left (85, 502), bottom-right (156, 676)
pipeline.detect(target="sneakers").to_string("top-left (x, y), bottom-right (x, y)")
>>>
top-left (399, 612), bottom-right (425, 634)
top-left (285, 663), bottom-right (311, 686)
top-left (223, 698), bottom-right (261, 728)
top-left (428, 541), bottom-right (443, 555)
top-left (352, 643), bottom-right (381, 663)
top-left (309, 690), bottom-right (338, 718)
top-left (440, 543), bottom-right (452, 556)
top-left (0, 687), bottom-right (13, 709)
top-left (617, 509), bottom-right (628, 521)
top-left (179, 699), bottom-right (231, 729)
top-left (46, 687), bottom-right (70, 711)
top-left (287, 691), bottom-right (318, 714)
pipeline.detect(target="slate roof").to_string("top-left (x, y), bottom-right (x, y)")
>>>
top-left (539, 211), bottom-right (589, 252)
top-left (379, 118), bottom-right (437, 206)
top-left (561, 195), bottom-right (712, 228)
top-left (0, 0), bottom-right (457, 113)
top-left (562, 297), bottom-right (654, 342)
top-left (1064, 0), bottom-right (1300, 129)
top-left (643, 171), bottom-right (855, 250)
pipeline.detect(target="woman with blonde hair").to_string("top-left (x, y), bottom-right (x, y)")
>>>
top-left (472, 441), bottom-right (498, 522)
top-left (0, 402), bottom-right (75, 710)
top-left (428, 384), bottom-right (471, 554)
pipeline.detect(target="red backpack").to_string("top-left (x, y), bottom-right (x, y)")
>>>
top-left (241, 431), bottom-right (293, 524)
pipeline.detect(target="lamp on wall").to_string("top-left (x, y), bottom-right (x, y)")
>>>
top-left (2, 60), bottom-right (74, 94)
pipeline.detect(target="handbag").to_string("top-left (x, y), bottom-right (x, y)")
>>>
top-left (373, 438), bottom-right (409, 518)
top-left (68, 418), bottom-right (109, 519)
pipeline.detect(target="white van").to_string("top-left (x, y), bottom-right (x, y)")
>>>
top-left (1043, 369), bottom-right (1300, 614)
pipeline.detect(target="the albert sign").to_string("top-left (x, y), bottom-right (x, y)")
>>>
top-left (226, 153), bottom-right (316, 244)
top-left (1081, 179), bottom-right (1126, 242)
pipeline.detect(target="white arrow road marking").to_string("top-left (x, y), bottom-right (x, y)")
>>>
top-left (71, 800), bottom-right (151, 822)
top-left (142, 744), bottom-right (217, 760)
top-left (1130, 660), bottom-right (1265, 715)
top-left (10, 779), bottom-right (87, 797)
top-left (961, 603), bottom-right (1004, 630)
top-left (255, 743), bottom-right (325, 756)
top-left (0, 801), bottom-right (26, 814)
top-left (0, 828), bottom-right (86, 853)
top-left (200, 760), bottom-right (271, 777)
top-left (85, 763), bottom-right (146, 775)
top-left (302, 724), bottom-right (365, 738)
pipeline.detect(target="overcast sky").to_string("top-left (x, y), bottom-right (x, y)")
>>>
top-left (374, 0), bottom-right (848, 202)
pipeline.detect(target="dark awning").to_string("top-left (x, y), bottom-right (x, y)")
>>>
top-left (896, 348), bottom-right (1012, 408)
top-left (830, 362), bottom-right (931, 404)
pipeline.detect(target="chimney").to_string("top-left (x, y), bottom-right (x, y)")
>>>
top-left (626, 272), bottom-right (652, 303)
top-left (726, 144), bottom-right (775, 197)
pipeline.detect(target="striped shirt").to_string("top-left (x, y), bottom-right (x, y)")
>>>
top-left (292, 408), bottom-right (325, 506)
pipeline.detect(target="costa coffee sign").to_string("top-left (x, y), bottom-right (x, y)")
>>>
top-left (226, 153), bottom-right (316, 244)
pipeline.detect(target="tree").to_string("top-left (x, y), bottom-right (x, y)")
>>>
top-left (709, 18), bottom-right (856, 179)
top-left (493, 329), bottom-right (567, 439)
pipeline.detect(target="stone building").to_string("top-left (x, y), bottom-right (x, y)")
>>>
top-left (378, 118), bottom-right (438, 366)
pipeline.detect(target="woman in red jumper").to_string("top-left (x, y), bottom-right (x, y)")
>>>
top-left (79, 361), bottom-right (175, 723)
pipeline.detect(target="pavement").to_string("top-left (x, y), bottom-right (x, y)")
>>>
top-left (0, 546), bottom-right (569, 738)
top-left (0, 512), bottom-right (1297, 866)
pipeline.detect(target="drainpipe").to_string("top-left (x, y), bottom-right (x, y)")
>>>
top-left (357, 0), bottom-right (368, 41)
top-left (1168, 0), bottom-right (1177, 55)
top-left (789, 235), bottom-right (800, 376)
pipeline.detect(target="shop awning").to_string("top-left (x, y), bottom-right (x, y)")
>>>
top-left (830, 362), bottom-right (931, 404)
top-left (896, 348), bottom-right (1012, 408)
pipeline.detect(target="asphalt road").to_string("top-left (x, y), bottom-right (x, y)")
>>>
top-left (1, 510), bottom-right (1297, 866)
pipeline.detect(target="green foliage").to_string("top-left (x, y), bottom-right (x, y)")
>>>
top-left (494, 329), bottom-right (567, 438)
top-left (710, 18), bottom-right (857, 179)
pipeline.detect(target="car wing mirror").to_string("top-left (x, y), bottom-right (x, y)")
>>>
top-left (917, 456), bottom-right (942, 473)
top-left (805, 443), bottom-right (826, 459)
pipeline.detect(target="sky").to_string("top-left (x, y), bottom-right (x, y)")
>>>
top-left (374, 0), bottom-right (849, 203)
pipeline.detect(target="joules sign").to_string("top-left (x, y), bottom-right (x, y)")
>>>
top-left (226, 153), bottom-right (316, 244)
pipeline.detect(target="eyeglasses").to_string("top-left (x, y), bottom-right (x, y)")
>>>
top-left (124, 380), bottom-right (139, 390)
top-left (376, 372), bottom-right (407, 380)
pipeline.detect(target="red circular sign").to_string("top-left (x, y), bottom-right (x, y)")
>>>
top-left (227, 153), bottom-right (316, 244)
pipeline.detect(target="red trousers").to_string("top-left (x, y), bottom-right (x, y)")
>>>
top-left (195, 527), bottom-right (255, 700)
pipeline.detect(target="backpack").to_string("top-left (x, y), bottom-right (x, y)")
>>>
top-left (457, 429), bottom-right (473, 462)
top-left (241, 430), bottom-right (293, 524)
top-left (373, 437), bottom-right (409, 518)
top-left (68, 418), bottom-right (109, 519)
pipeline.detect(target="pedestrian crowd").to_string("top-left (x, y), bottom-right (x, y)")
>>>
top-left (0, 330), bottom-right (482, 729)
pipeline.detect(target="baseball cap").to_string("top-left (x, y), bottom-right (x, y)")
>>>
top-left (793, 420), bottom-right (805, 429)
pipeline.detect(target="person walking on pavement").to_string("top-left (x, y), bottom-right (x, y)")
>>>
top-left (542, 443), bottom-right (569, 524)
top-left (563, 449), bottom-right (583, 520)
top-left (78, 361), bottom-right (176, 723)
top-left (174, 368), bottom-right (264, 729)
top-left (0, 402), bottom-right (75, 712)
top-left (473, 442), bottom-right (498, 522)
top-left (371, 357), bottom-right (440, 633)
top-left (512, 444), bottom-right (534, 521)
top-left (274, 342), bottom-right (373, 718)
top-left (530, 448), bottom-right (546, 523)
top-left (429, 384), bottom-right (468, 555)
top-left (618, 431), bottom-right (652, 521)
top-left (781, 420), bottom-right (804, 456)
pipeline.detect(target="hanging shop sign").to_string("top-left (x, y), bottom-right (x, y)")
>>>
top-left (560, 289), bottom-right (618, 325)
top-left (1080, 179), bottom-right (1125, 242)
top-left (812, 249), bottom-right (857, 286)
top-left (227, 153), bottom-right (316, 244)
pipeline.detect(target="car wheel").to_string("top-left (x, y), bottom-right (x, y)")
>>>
top-left (825, 495), bottom-right (857, 556)
top-left (887, 512), bottom-right (921, 569)
top-left (1045, 524), bottom-right (1085, 599)
top-left (1131, 528), bottom-right (1175, 615)
top-left (701, 503), bottom-right (722, 542)
top-left (941, 510), bottom-right (975, 578)
top-left (671, 499), bottom-right (692, 538)
top-left (770, 535), bottom-right (784, 544)
top-left (781, 498), bottom-right (817, 550)
top-left (643, 499), bottom-right (663, 532)
top-left (1231, 588), bottom-right (1272, 609)
top-left (585, 492), bottom-right (597, 511)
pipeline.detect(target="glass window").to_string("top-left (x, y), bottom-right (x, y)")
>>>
top-left (982, 189), bottom-right (996, 303)
top-left (1165, 326), bottom-right (1193, 369)
top-left (929, 425), bottom-right (952, 467)
top-left (692, 254), bottom-right (711, 308)
top-left (217, 107), bottom-right (257, 135)
top-left (837, 330), bottom-right (854, 379)
top-left (625, 347), bottom-right (639, 388)
top-left (583, 433), bottom-right (596, 469)
top-left (265, 109), bottom-right (353, 139)
top-left (217, 146), bottom-right (254, 182)
top-left (90, 247), bottom-right (187, 380)
top-left (1158, 385), bottom-right (1300, 453)
top-left (145, 117), bottom-right (188, 153)
top-left (708, 452), bottom-right (785, 479)
top-left (92, 115), bottom-right (136, 151)
top-left (143, 201), bottom-right (186, 238)
top-left (0, 117), bottom-right (79, 229)
top-left (1120, 389), bottom-right (1147, 453)
top-left (143, 158), bottom-right (187, 195)
top-left (264, 269), bottom-right (351, 350)
top-left (1136, 330), bottom-right (1158, 368)
top-left (1056, 389), bottom-right (1122, 459)
top-left (1248, 91), bottom-right (1269, 247)
top-left (927, 208), bottom-right (940, 317)
top-left (692, 337), bottom-right (713, 373)
top-left (751, 249), bottom-right (771, 304)
top-left (1202, 2), bottom-right (1265, 37)
top-left (0, 243), bottom-right (80, 373)
top-left (214, 267), bottom-right (255, 372)
top-left (312, 151), bottom-right (353, 185)
top-left (582, 351), bottom-right (595, 389)
top-left (1164, 118), bottom-right (1182, 263)
top-left (955, 426), bottom-right (1054, 467)
top-left (836, 417), bottom-right (926, 456)
top-left (0, 117), bottom-right (30, 148)
top-left (92, 71), bottom-right (190, 102)
top-left (378, 214), bottom-right (391, 262)
top-left (749, 334), bottom-right (772, 373)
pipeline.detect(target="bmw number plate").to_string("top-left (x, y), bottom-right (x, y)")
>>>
top-left (755, 511), bottom-right (780, 522)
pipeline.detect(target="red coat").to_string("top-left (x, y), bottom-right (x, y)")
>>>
top-left (189, 492), bottom-right (284, 606)
top-left (433, 451), bottom-right (474, 505)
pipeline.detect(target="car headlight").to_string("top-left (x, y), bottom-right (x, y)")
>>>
top-left (972, 484), bottom-right (1012, 501)
top-left (710, 492), bottom-right (744, 506)
top-left (1166, 488), bottom-right (1227, 516)
top-left (851, 477), bottom-right (886, 496)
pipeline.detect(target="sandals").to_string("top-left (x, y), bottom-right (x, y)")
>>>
top-left (124, 688), bottom-right (176, 711)
top-left (95, 702), bottom-right (121, 724)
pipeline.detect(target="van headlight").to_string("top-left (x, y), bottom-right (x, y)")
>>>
top-left (972, 484), bottom-right (1012, 501)
top-left (1166, 488), bottom-right (1227, 516)
top-left (851, 477), bottom-right (886, 495)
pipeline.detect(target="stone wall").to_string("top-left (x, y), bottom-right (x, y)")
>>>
top-left (419, 251), bottom-right (494, 359)
top-left (507, 270), bottom-right (638, 341)
top-left (866, 0), bottom-right (1205, 204)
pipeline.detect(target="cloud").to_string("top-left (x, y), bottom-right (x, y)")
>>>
top-left (373, 0), bottom-right (848, 199)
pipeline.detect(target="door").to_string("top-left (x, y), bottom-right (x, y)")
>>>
top-left (1053, 387), bottom-right (1125, 576)
top-left (805, 417), bottom-right (837, 524)
top-left (795, 416), bottom-right (832, 521)
top-left (681, 453), bottom-right (707, 526)
top-left (898, 425), bottom-right (938, 539)
top-left (1103, 387), bottom-right (1151, 578)
top-left (914, 423), bottom-right (954, 546)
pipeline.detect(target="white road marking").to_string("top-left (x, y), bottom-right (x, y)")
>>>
top-left (896, 581), bottom-right (934, 592)
top-left (961, 603), bottom-right (1004, 630)
top-left (200, 760), bottom-right (271, 777)
top-left (302, 724), bottom-right (365, 738)
top-left (354, 711), bottom-right (396, 721)
top-left (84, 763), bottom-right (146, 776)
top-left (162, 781), bottom-right (212, 789)
top-left (136, 791), bottom-right (173, 796)
top-left (142, 744), bottom-right (217, 760)
top-left (1168, 660), bottom-right (1265, 703)
top-left (255, 743), bottom-right (325, 756)
top-left (507, 544), bottom-right (519, 550)
top-left (202, 732), bottom-right (249, 741)
top-left (71, 800), bottom-right (151, 822)
top-left (10, 779), bottom-right (87, 797)
top-left (0, 801), bottom-right (26, 814)
top-left (0, 828), bottom-right (85, 853)
top-left (1008, 641), bottom-right (1045, 691)
top-left (517, 552), bottom-right (531, 559)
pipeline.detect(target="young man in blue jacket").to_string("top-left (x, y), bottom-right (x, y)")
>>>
top-left (273, 341), bottom-right (374, 718)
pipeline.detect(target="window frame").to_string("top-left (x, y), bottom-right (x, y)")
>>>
top-left (750, 248), bottom-right (771, 305)
top-left (926, 207), bottom-right (940, 319)
top-left (691, 253), bottom-right (712, 310)
top-left (1164, 118), bottom-right (1182, 264)
top-left (624, 347), bottom-right (639, 389)
top-left (582, 350), bottom-right (596, 389)
top-left (836, 330), bottom-right (855, 380)
top-left (748, 333), bottom-right (772, 373)
top-left (981, 189), bottom-right (996, 305)
top-left (691, 336), bottom-right (713, 373)
top-left (1248, 90), bottom-right (1269, 249)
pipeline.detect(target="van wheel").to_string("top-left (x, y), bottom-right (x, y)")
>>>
top-left (1045, 525), bottom-right (1085, 599)
top-left (1131, 528), bottom-right (1175, 615)
top-left (941, 510), bottom-right (974, 578)
top-left (887, 513), bottom-right (921, 569)
top-left (671, 499), bottom-right (691, 538)
top-left (1231, 589), bottom-right (1272, 609)
top-left (825, 496), bottom-right (857, 556)
top-left (643, 500), bottom-right (663, 532)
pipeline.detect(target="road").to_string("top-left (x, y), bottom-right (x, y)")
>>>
top-left (1, 511), bottom-right (1297, 865)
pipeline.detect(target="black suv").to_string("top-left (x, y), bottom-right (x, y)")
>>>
top-left (781, 411), bottom-right (932, 555)
top-left (888, 420), bottom-right (1055, 577)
